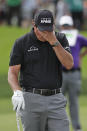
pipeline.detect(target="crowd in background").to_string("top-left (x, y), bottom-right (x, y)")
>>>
top-left (0, 0), bottom-right (87, 29)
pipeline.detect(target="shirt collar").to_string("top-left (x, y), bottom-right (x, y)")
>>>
top-left (30, 28), bottom-right (38, 41)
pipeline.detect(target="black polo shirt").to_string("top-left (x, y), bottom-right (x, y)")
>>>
top-left (9, 28), bottom-right (70, 90)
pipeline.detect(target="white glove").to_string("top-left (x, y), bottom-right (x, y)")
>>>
top-left (12, 90), bottom-right (25, 112)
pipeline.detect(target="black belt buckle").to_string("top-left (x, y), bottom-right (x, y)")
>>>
top-left (41, 89), bottom-right (52, 96)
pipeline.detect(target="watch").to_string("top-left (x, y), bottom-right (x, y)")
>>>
top-left (51, 42), bottom-right (59, 47)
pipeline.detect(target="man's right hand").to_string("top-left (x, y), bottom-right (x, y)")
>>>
top-left (12, 90), bottom-right (25, 112)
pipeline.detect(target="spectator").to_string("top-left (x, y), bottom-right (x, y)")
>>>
top-left (21, 0), bottom-right (39, 28)
top-left (52, 0), bottom-right (59, 16)
top-left (58, 15), bottom-right (87, 131)
top-left (55, 0), bottom-right (70, 28)
top-left (39, 0), bottom-right (55, 16)
top-left (65, 0), bottom-right (84, 30)
top-left (0, 0), bottom-right (7, 24)
top-left (6, 0), bottom-right (22, 26)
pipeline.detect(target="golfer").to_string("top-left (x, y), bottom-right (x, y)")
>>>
top-left (8, 9), bottom-right (73, 131)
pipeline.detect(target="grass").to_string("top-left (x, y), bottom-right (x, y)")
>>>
top-left (0, 26), bottom-right (30, 74)
top-left (0, 98), bottom-right (23, 131)
top-left (0, 26), bottom-right (87, 131)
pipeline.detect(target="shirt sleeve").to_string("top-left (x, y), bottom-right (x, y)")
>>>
top-left (9, 39), bottom-right (24, 66)
top-left (57, 32), bottom-right (71, 53)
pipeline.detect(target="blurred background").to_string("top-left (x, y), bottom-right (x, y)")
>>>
top-left (0, 0), bottom-right (87, 29)
top-left (0, 0), bottom-right (87, 131)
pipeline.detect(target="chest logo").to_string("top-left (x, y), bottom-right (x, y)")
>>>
top-left (28, 46), bottom-right (38, 52)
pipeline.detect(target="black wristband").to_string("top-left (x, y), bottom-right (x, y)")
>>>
top-left (51, 42), bottom-right (59, 47)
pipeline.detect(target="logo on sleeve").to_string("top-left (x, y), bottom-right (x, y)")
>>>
top-left (64, 47), bottom-right (69, 50)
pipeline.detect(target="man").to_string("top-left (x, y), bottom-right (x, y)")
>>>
top-left (58, 15), bottom-right (87, 131)
top-left (55, 0), bottom-right (70, 27)
top-left (21, 0), bottom-right (39, 28)
top-left (8, 10), bottom-right (73, 131)
top-left (65, 0), bottom-right (83, 29)
top-left (6, 0), bottom-right (22, 26)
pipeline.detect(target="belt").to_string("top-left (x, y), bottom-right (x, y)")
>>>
top-left (63, 67), bottom-right (81, 73)
top-left (23, 88), bottom-right (62, 96)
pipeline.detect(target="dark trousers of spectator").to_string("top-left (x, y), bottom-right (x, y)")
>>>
top-left (0, 10), bottom-right (7, 24)
top-left (7, 5), bottom-right (21, 26)
top-left (71, 11), bottom-right (83, 30)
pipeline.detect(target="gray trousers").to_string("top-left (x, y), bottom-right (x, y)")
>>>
top-left (19, 92), bottom-right (69, 131)
top-left (62, 71), bottom-right (81, 130)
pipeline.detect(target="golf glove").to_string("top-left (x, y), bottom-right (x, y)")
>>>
top-left (12, 90), bottom-right (25, 112)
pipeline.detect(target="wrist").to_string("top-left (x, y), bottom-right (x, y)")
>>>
top-left (13, 86), bottom-right (22, 92)
top-left (14, 90), bottom-right (22, 93)
top-left (49, 36), bottom-right (57, 45)
top-left (51, 41), bottom-right (60, 47)
top-left (14, 90), bottom-right (23, 96)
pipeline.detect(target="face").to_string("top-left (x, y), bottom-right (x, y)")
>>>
top-left (60, 25), bottom-right (73, 30)
top-left (34, 26), bottom-right (46, 42)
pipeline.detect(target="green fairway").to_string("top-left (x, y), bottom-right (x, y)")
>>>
top-left (0, 26), bottom-right (30, 74)
top-left (0, 26), bottom-right (87, 131)
top-left (0, 98), bottom-right (23, 131)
